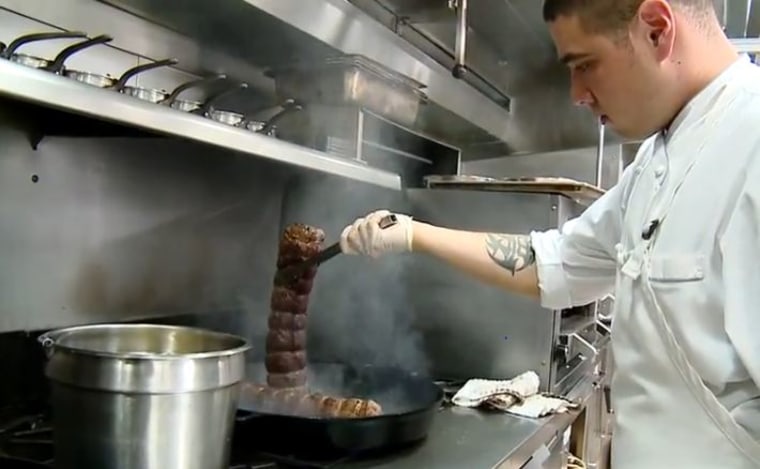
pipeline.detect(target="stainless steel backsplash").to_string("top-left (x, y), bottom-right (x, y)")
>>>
top-left (0, 104), bottom-right (289, 332)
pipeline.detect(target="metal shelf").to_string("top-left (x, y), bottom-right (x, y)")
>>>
top-left (0, 59), bottom-right (402, 190)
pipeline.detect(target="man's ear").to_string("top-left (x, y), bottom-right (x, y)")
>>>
top-left (638, 0), bottom-right (676, 60)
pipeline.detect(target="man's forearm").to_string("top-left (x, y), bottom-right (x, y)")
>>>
top-left (411, 221), bottom-right (540, 298)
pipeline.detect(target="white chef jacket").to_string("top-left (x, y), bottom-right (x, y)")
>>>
top-left (530, 56), bottom-right (760, 468)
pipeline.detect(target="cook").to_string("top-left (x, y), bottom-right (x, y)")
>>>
top-left (339, 0), bottom-right (760, 468)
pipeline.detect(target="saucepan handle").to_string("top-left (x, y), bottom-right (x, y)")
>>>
top-left (0, 30), bottom-right (88, 59)
top-left (160, 73), bottom-right (227, 106)
top-left (44, 34), bottom-right (113, 74)
top-left (37, 332), bottom-right (56, 358)
top-left (109, 57), bottom-right (179, 91)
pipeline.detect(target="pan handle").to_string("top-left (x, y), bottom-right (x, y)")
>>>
top-left (0, 31), bottom-right (88, 59)
top-left (43, 34), bottom-right (113, 74)
top-left (109, 57), bottom-right (179, 91)
top-left (196, 81), bottom-right (249, 116)
top-left (37, 332), bottom-right (56, 359)
top-left (160, 73), bottom-right (227, 106)
top-left (255, 99), bottom-right (303, 135)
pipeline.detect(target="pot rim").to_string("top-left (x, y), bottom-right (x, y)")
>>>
top-left (39, 323), bottom-right (251, 361)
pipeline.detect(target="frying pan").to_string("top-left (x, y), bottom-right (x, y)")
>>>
top-left (236, 361), bottom-right (443, 454)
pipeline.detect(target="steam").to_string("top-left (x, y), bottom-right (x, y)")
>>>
top-left (279, 174), bottom-right (428, 372)
top-left (234, 173), bottom-right (432, 413)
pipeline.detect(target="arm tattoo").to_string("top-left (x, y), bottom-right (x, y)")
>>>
top-left (485, 234), bottom-right (536, 275)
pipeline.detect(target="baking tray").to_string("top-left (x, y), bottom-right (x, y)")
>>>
top-left (422, 175), bottom-right (606, 206)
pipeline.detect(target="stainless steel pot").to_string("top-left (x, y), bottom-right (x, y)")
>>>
top-left (39, 323), bottom-right (251, 469)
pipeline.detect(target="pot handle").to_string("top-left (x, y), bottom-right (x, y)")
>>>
top-left (44, 34), bottom-right (113, 74)
top-left (37, 332), bottom-right (55, 358)
top-left (197, 81), bottom-right (248, 116)
top-left (0, 31), bottom-right (88, 59)
top-left (160, 73), bottom-right (227, 106)
top-left (255, 99), bottom-right (304, 135)
top-left (109, 57), bottom-right (179, 91)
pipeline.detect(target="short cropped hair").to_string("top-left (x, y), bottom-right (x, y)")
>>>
top-left (542, 0), bottom-right (715, 33)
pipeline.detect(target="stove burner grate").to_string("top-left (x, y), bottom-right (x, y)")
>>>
top-left (0, 413), bottom-right (53, 466)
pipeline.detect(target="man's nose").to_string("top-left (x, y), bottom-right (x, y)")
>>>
top-left (570, 76), bottom-right (593, 107)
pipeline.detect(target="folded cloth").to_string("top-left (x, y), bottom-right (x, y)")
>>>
top-left (492, 393), bottom-right (579, 418)
top-left (451, 371), bottom-right (578, 418)
top-left (452, 371), bottom-right (540, 407)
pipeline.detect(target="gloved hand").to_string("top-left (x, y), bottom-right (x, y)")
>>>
top-left (339, 209), bottom-right (414, 258)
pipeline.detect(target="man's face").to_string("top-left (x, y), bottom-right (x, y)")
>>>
top-left (547, 8), bottom-right (676, 140)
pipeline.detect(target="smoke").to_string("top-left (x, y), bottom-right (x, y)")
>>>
top-left (263, 172), bottom-right (431, 386)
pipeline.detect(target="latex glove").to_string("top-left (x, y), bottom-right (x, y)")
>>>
top-left (339, 210), bottom-right (413, 258)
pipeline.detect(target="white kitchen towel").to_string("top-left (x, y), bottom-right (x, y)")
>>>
top-left (492, 393), bottom-right (579, 418)
top-left (451, 371), bottom-right (540, 407)
top-left (451, 371), bottom-right (578, 418)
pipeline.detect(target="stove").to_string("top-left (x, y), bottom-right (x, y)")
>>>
top-left (0, 407), bottom-right (419, 469)
top-left (0, 329), bottom-right (458, 469)
top-left (0, 397), bottom-right (447, 469)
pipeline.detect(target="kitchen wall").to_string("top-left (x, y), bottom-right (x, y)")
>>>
top-left (0, 4), bottom-right (301, 336)
top-left (0, 103), bottom-right (290, 333)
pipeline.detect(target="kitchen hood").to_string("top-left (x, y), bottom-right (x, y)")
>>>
top-left (5, 0), bottom-right (757, 165)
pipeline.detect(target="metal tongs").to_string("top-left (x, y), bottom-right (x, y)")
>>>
top-left (275, 214), bottom-right (399, 283)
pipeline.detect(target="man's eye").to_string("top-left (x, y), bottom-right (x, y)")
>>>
top-left (574, 62), bottom-right (591, 72)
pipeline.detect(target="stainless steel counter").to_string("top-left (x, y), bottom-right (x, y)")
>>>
top-left (346, 376), bottom-right (597, 469)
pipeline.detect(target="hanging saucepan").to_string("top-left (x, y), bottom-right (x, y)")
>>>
top-left (243, 98), bottom-right (304, 137)
top-left (160, 73), bottom-right (229, 112)
top-left (110, 58), bottom-right (179, 101)
top-left (195, 81), bottom-right (251, 126)
top-left (116, 58), bottom-right (180, 102)
top-left (65, 57), bottom-right (177, 92)
top-left (196, 83), bottom-right (303, 137)
top-left (235, 361), bottom-right (443, 453)
top-left (3, 34), bottom-right (112, 71)
top-left (0, 30), bottom-right (88, 63)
